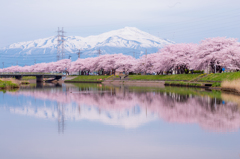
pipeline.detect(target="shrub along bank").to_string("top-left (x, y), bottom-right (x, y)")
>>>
top-left (0, 79), bottom-right (19, 89)
top-left (165, 81), bottom-right (202, 87)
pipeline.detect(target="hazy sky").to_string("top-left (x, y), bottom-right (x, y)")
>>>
top-left (0, 0), bottom-right (240, 47)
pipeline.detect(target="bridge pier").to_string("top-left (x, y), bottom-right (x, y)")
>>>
top-left (15, 75), bottom-right (23, 80)
top-left (36, 75), bottom-right (44, 83)
top-left (55, 76), bottom-right (62, 81)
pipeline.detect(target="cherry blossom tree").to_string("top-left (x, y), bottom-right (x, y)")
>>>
top-left (134, 53), bottom-right (157, 74)
top-left (153, 43), bottom-right (197, 74)
top-left (1, 37), bottom-right (240, 75)
top-left (191, 37), bottom-right (240, 72)
top-left (115, 54), bottom-right (137, 74)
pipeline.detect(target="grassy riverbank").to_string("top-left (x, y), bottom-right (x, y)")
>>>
top-left (0, 79), bottom-right (20, 89)
top-left (128, 74), bottom-right (201, 81)
top-left (199, 72), bottom-right (240, 82)
top-left (67, 73), bottom-right (240, 83)
top-left (129, 72), bottom-right (240, 82)
top-left (220, 79), bottom-right (240, 94)
top-left (65, 72), bottom-right (240, 90)
top-left (65, 75), bottom-right (111, 83)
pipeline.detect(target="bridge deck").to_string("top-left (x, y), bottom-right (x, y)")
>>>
top-left (0, 73), bottom-right (63, 76)
top-left (0, 73), bottom-right (65, 82)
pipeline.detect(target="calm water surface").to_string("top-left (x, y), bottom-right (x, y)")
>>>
top-left (0, 83), bottom-right (240, 159)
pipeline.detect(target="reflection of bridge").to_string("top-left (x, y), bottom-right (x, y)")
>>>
top-left (0, 72), bottom-right (64, 82)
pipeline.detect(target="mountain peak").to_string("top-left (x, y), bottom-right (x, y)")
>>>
top-left (122, 26), bottom-right (141, 31)
top-left (0, 27), bottom-right (174, 67)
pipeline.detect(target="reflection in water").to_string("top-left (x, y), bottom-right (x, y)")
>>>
top-left (57, 103), bottom-right (65, 134)
top-left (1, 84), bottom-right (240, 132)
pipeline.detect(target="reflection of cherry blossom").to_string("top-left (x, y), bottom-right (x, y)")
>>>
top-left (8, 86), bottom-right (240, 132)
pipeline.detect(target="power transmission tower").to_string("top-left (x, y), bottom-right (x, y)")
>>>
top-left (34, 59), bottom-right (36, 64)
top-left (77, 49), bottom-right (82, 59)
top-left (56, 27), bottom-right (66, 61)
top-left (2, 62), bottom-right (4, 69)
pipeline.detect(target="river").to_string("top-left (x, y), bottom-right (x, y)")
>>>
top-left (0, 83), bottom-right (240, 159)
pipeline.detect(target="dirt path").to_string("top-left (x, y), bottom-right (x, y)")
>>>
top-left (63, 76), bottom-right (76, 81)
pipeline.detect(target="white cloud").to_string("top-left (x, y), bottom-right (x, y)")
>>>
top-left (0, 0), bottom-right (239, 47)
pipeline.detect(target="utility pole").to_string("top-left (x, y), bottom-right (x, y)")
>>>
top-left (77, 49), bottom-right (82, 59)
top-left (34, 59), bottom-right (36, 65)
top-left (215, 63), bottom-right (216, 73)
top-left (2, 62), bottom-right (4, 69)
top-left (145, 49), bottom-right (147, 75)
top-left (145, 49), bottom-right (147, 62)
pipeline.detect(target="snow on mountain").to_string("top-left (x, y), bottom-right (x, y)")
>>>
top-left (1, 94), bottom-right (157, 129)
top-left (5, 103), bottom-right (157, 129)
top-left (0, 27), bottom-right (174, 67)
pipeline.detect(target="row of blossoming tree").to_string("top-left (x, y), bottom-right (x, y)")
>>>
top-left (1, 37), bottom-right (240, 75)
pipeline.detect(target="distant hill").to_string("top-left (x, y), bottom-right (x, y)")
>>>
top-left (0, 27), bottom-right (173, 67)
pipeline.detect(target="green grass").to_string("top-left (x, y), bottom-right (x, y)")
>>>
top-left (0, 80), bottom-right (19, 89)
top-left (211, 82), bottom-right (221, 87)
top-left (22, 76), bottom-right (36, 80)
top-left (67, 75), bottom-right (111, 81)
top-left (199, 72), bottom-right (240, 82)
top-left (128, 74), bottom-right (201, 81)
top-left (165, 81), bottom-right (202, 87)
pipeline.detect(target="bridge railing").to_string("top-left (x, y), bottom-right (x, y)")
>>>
top-left (0, 72), bottom-right (63, 75)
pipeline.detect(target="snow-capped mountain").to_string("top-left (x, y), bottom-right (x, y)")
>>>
top-left (0, 27), bottom-right (173, 67)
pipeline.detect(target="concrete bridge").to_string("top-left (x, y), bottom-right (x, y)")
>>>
top-left (0, 72), bottom-right (64, 82)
